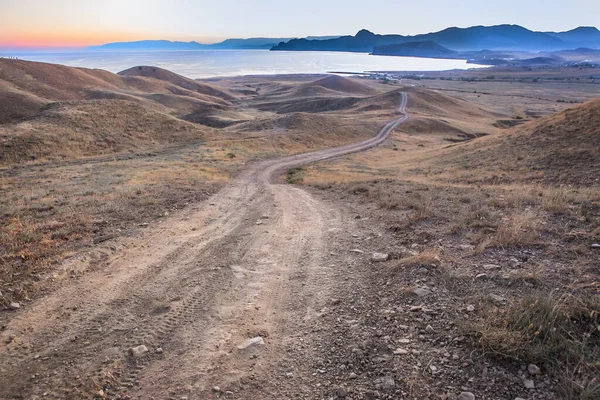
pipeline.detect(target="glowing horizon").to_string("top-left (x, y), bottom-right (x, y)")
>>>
top-left (1, 0), bottom-right (599, 50)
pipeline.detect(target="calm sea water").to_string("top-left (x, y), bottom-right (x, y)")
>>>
top-left (5, 50), bottom-right (486, 79)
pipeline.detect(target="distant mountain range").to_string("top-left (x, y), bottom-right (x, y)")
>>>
top-left (88, 36), bottom-right (341, 51)
top-left (271, 25), bottom-right (600, 53)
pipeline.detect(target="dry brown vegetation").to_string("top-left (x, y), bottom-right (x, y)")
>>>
top-left (300, 85), bottom-right (600, 398)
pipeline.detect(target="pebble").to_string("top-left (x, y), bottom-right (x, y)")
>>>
top-left (393, 348), bottom-right (408, 355)
top-left (490, 294), bottom-right (507, 304)
top-left (373, 375), bottom-right (395, 391)
top-left (412, 287), bottom-right (431, 297)
top-left (237, 336), bottom-right (264, 350)
top-left (457, 392), bottom-right (475, 400)
top-left (349, 372), bottom-right (358, 379)
top-left (212, 386), bottom-right (221, 393)
top-left (129, 345), bottom-right (149, 358)
top-left (592, 243), bottom-right (600, 249)
top-left (155, 347), bottom-right (164, 354)
top-left (336, 387), bottom-right (347, 398)
top-left (483, 264), bottom-right (501, 270)
top-left (425, 325), bottom-right (435, 332)
top-left (467, 305), bottom-right (475, 312)
top-left (349, 249), bottom-right (364, 254)
top-left (523, 379), bottom-right (535, 389)
top-left (528, 363), bottom-right (541, 375)
top-left (9, 302), bottom-right (20, 310)
top-left (371, 253), bottom-right (389, 262)
top-left (475, 273), bottom-right (488, 280)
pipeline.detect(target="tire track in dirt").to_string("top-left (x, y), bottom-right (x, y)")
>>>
top-left (0, 93), bottom-right (409, 399)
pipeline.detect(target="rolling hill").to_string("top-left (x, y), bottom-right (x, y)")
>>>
top-left (0, 59), bottom-right (237, 164)
top-left (429, 99), bottom-right (600, 185)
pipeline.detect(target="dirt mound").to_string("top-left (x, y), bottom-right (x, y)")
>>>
top-left (302, 75), bottom-right (377, 96)
top-left (431, 99), bottom-right (600, 185)
top-left (0, 100), bottom-right (216, 165)
top-left (119, 66), bottom-right (236, 101)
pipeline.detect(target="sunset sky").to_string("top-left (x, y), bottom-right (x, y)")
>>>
top-left (1, 0), bottom-right (599, 49)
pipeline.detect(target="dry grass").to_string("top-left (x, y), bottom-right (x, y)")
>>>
top-left (396, 249), bottom-right (441, 268)
top-left (485, 210), bottom-right (542, 249)
top-left (0, 145), bottom-right (236, 306)
top-left (474, 292), bottom-right (600, 399)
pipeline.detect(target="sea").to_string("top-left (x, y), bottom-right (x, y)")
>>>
top-left (3, 50), bottom-right (487, 79)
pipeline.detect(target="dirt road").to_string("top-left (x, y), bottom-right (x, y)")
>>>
top-left (0, 94), bottom-right (409, 399)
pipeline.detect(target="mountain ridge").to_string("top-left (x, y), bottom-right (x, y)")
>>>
top-left (271, 24), bottom-right (600, 53)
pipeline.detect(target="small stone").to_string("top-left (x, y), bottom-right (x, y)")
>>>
top-left (129, 345), bottom-right (149, 358)
top-left (349, 249), bottom-right (364, 254)
top-left (425, 325), bottom-right (435, 332)
top-left (398, 338), bottom-right (411, 344)
top-left (371, 253), bottom-right (389, 262)
top-left (9, 302), bottom-right (20, 310)
top-left (410, 306), bottom-right (423, 312)
top-left (155, 347), bottom-right (164, 354)
top-left (256, 220), bottom-right (263, 225)
top-left (349, 372), bottom-right (358, 379)
top-left (490, 294), bottom-right (507, 304)
top-left (373, 375), bottom-right (395, 391)
top-left (336, 387), bottom-right (347, 398)
top-left (467, 305), bottom-right (475, 312)
top-left (527, 363), bottom-right (541, 375)
top-left (592, 243), bottom-right (600, 249)
top-left (237, 336), bottom-right (264, 350)
top-left (523, 379), bottom-right (535, 389)
top-left (412, 287), bottom-right (431, 297)
top-left (483, 264), bottom-right (501, 270)
top-left (457, 392), bottom-right (475, 400)
top-left (212, 386), bottom-right (221, 393)
top-left (393, 348), bottom-right (408, 355)
top-left (260, 215), bottom-right (269, 219)
top-left (475, 273), bottom-right (488, 280)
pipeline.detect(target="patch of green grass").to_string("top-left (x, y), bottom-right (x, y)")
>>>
top-left (286, 167), bottom-right (304, 184)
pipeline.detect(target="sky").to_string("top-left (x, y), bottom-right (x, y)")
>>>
top-left (1, 0), bottom-right (599, 49)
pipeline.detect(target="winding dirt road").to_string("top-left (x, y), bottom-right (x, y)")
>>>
top-left (0, 93), bottom-right (409, 399)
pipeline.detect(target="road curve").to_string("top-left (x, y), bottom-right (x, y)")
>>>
top-left (0, 92), bottom-right (410, 400)
top-left (255, 91), bottom-right (409, 182)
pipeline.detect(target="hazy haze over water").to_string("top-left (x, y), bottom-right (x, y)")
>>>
top-left (5, 50), bottom-right (487, 78)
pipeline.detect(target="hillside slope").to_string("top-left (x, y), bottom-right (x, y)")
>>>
top-left (0, 60), bottom-right (234, 164)
top-left (0, 60), bottom-right (235, 125)
top-left (428, 99), bottom-right (600, 185)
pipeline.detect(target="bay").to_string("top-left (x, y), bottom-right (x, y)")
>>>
top-left (4, 49), bottom-right (487, 79)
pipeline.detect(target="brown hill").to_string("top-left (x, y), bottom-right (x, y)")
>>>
top-left (0, 60), bottom-right (238, 164)
top-left (0, 100), bottom-right (218, 165)
top-left (427, 99), bottom-right (600, 185)
top-left (118, 66), bottom-right (236, 101)
top-left (301, 75), bottom-right (378, 96)
top-left (0, 60), bottom-right (235, 124)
